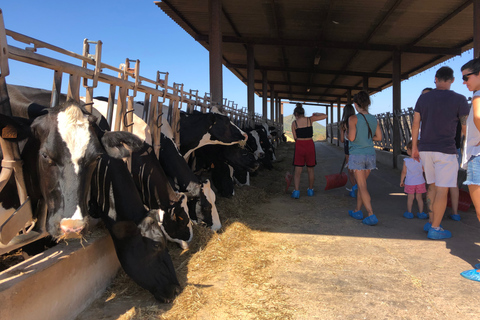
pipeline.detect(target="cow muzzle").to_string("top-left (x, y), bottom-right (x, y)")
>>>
top-left (59, 218), bottom-right (86, 238)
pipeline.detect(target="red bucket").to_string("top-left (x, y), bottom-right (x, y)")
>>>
top-left (447, 189), bottom-right (472, 212)
top-left (324, 172), bottom-right (348, 191)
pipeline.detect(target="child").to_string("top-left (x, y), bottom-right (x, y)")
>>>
top-left (400, 140), bottom-right (428, 219)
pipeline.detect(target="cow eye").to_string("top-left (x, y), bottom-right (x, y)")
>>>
top-left (41, 152), bottom-right (55, 166)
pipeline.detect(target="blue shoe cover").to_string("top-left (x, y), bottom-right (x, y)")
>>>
top-left (449, 214), bottom-right (461, 221)
top-left (362, 214), bottom-right (378, 226)
top-left (291, 190), bottom-right (300, 199)
top-left (403, 211), bottom-right (414, 219)
top-left (416, 212), bottom-right (428, 219)
top-left (461, 269), bottom-right (480, 282)
top-left (427, 228), bottom-right (452, 240)
top-left (474, 263), bottom-right (480, 269)
top-left (348, 210), bottom-right (363, 220)
top-left (349, 190), bottom-right (357, 198)
top-left (352, 184), bottom-right (358, 191)
top-left (423, 222), bottom-right (443, 232)
top-left (307, 188), bottom-right (314, 197)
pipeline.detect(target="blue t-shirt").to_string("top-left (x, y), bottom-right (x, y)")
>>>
top-left (349, 113), bottom-right (377, 155)
top-left (414, 89), bottom-right (469, 154)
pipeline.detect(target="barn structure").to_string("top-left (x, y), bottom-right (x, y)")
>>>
top-left (155, 0), bottom-right (480, 168)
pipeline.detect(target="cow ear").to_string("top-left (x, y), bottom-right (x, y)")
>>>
top-left (0, 114), bottom-right (33, 141)
top-left (101, 131), bottom-right (144, 159)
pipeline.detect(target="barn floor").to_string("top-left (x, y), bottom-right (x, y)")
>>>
top-left (76, 142), bottom-right (480, 320)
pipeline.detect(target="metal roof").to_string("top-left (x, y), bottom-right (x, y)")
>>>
top-left (155, 0), bottom-right (474, 105)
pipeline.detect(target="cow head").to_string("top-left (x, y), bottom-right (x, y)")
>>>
top-left (158, 193), bottom-right (192, 249)
top-left (0, 101), bottom-right (143, 239)
top-left (194, 180), bottom-right (221, 230)
top-left (222, 145), bottom-right (260, 173)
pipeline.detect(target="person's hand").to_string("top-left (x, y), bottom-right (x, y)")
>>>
top-left (412, 147), bottom-right (420, 162)
top-left (400, 182), bottom-right (404, 187)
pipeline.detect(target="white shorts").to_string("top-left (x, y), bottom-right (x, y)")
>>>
top-left (419, 151), bottom-right (458, 187)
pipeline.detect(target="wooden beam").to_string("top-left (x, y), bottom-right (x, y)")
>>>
top-left (254, 80), bottom-right (382, 92)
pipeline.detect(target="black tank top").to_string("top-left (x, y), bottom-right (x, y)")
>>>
top-left (295, 119), bottom-right (313, 139)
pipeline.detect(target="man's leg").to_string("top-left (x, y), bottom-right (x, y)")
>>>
top-left (431, 186), bottom-right (448, 228)
top-left (426, 183), bottom-right (436, 223)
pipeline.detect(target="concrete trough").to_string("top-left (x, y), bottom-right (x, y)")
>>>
top-left (0, 234), bottom-right (120, 320)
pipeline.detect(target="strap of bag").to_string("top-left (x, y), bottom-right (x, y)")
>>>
top-left (340, 156), bottom-right (346, 174)
top-left (359, 113), bottom-right (373, 139)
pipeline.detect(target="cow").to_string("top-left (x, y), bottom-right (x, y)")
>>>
top-left (92, 98), bottom-right (220, 231)
top-left (130, 143), bottom-right (193, 249)
top-left (179, 108), bottom-right (248, 160)
top-left (88, 155), bottom-right (180, 303)
top-left (0, 100), bottom-right (144, 239)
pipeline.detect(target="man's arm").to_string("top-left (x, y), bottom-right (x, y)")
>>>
top-left (411, 112), bottom-right (421, 162)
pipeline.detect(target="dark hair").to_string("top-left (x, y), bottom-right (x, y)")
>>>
top-left (352, 91), bottom-right (371, 110)
top-left (435, 66), bottom-right (454, 82)
top-left (340, 104), bottom-right (355, 128)
top-left (293, 103), bottom-right (305, 116)
top-left (461, 58), bottom-right (480, 74)
top-left (407, 140), bottom-right (413, 150)
top-left (421, 87), bottom-right (433, 94)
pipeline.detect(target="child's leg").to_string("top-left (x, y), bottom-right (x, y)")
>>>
top-left (416, 192), bottom-right (424, 213)
top-left (407, 193), bottom-right (414, 213)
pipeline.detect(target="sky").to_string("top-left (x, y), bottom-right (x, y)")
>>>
top-left (1, 1), bottom-right (476, 127)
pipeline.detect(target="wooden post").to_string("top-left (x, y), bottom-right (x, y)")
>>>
top-left (262, 71), bottom-right (268, 121)
top-left (336, 98), bottom-right (341, 146)
top-left (51, 70), bottom-right (62, 108)
top-left (209, 0), bottom-right (223, 108)
top-left (330, 103), bottom-right (334, 144)
top-left (392, 50), bottom-right (402, 169)
top-left (270, 84), bottom-right (275, 122)
top-left (475, 0), bottom-right (480, 58)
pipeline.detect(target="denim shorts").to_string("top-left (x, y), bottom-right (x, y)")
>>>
top-left (464, 155), bottom-right (480, 186)
top-left (348, 154), bottom-right (376, 171)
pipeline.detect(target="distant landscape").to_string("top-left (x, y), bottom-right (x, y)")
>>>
top-left (283, 114), bottom-right (326, 142)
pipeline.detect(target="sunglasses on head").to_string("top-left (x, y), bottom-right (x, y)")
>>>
top-left (463, 72), bottom-right (477, 82)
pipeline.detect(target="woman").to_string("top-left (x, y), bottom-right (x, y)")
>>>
top-left (347, 91), bottom-right (382, 225)
top-left (459, 58), bottom-right (480, 281)
top-left (291, 103), bottom-right (327, 199)
top-left (339, 104), bottom-right (357, 197)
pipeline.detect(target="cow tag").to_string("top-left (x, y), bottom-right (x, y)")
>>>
top-left (2, 125), bottom-right (17, 139)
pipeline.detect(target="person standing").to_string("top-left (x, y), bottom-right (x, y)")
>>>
top-left (459, 57), bottom-right (480, 281)
top-left (291, 103), bottom-right (327, 199)
top-left (411, 66), bottom-right (469, 240)
top-left (400, 140), bottom-right (428, 219)
top-left (339, 104), bottom-right (357, 197)
top-left (347, 91), bottom-right (382, 225)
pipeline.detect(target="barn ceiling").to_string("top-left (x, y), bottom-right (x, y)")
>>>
top-left (155, 0), bottom-right (474, 105)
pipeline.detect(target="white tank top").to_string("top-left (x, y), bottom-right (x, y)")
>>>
top-left (462, 91), bottom-right (480, 169)
top-left (404, 158), bottom-right (425, 185)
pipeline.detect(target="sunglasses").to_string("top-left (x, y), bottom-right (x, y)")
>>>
top-left (462, 72), bottom-right (477, 82)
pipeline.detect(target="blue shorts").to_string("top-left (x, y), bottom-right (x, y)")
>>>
top-left (348, 154), bottom-right (376, 171)
top-left (464, 155), bottom-right (480, 186)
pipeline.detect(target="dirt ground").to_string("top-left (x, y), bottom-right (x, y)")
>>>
top-left (76, 142), bottom-right (480, 320)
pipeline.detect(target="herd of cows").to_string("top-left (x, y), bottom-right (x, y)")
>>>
top-left (0, 85), bottom-right (281, 302)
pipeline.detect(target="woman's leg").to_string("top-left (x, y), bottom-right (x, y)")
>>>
top-left (407, 193), bottom-right (414, 213)
top-left (416, 192), bottom-right (424, 213)
top-left (307, 167), bottom-right (315, 189)
top-left (354, 169), bottom-right (373, 215)
top-left (468, 185), bottom-right (480, 221)
top-left (294, 166), bottom-right (303, 191)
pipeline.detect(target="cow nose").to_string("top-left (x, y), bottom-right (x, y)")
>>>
top-left (60, 218), bottom-right (85, 236)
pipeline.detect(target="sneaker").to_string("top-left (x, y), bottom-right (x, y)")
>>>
top-left (461, 269), bottom-right (480, 282)
top-left (427, 227), bottom-right (452, 240)
top-left (307, 188), bottom-right (314, 197)
top-left (291, 190), bottom-right (300, 199)
top-left (449, 214), bottom-right (461, 221)
top-left (348, 210), bottom-right (363, 220)
top-left (423, 222), bottom-right (443, 232)
top-left (362, 214), bottom-right (378, 226)
top-left (403, 211), bottom-right (414, 219)
top-left (416, 212), bottom-right (428, 219)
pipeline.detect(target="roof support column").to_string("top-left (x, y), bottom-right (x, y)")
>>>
top-left (262, 71), bottom-right (268, 121)
top-left (330, 103), bottom-right (334, 144)
top-left (337, 98), bottom-right (341, 146)
top-left (392, 50), bottom-right (402, 169)
top-left (325, 105), bottom-right (329, 141)
top-left (276, 96), bottom-right (281, 127)
top-left (363, 76), bottom-right (369, 92)
top-left (475, 0), bottom-right (480, 58)
top-left (247, 44), bottom-right (255, 127)
top-left (270, 84), bottom-right (275, 122)
top-left (209, 0), bottom-right (223, 108)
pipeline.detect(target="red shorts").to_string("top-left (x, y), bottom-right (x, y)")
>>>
top-left (293, 139), bottom-right (316, 167)
top-left (404, 183), bottom-right (426, 194)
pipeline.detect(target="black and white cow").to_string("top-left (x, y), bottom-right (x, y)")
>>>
top-left (179, 109), bottom-right (248, 159)
top-left (0, 101), bottom-right (144, 239)
top-left (88, 155), bottom-right (180, 303)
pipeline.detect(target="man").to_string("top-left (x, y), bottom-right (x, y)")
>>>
top-left (411, 66), bottom-right (469, 240)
